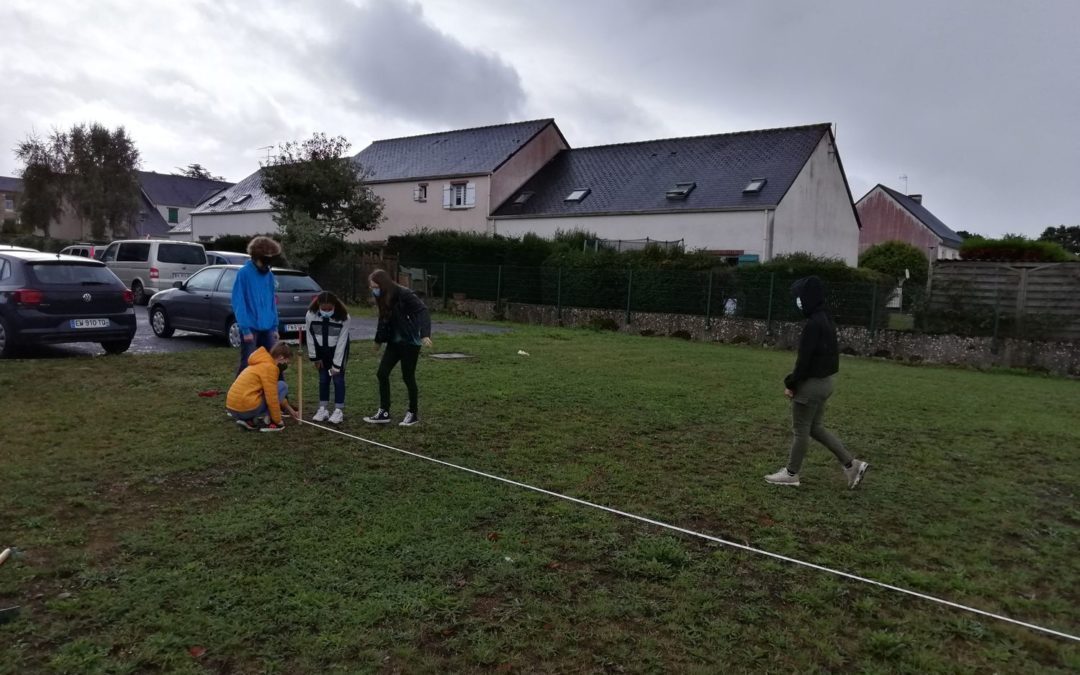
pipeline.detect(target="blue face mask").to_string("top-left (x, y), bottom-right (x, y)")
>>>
top-left (319, 309), bottom-right (334, 318)
top-left (371, 288), bottom-right (382, 298)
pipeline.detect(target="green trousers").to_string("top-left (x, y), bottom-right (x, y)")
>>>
top-left (788, 376), bottom-right (853, 473)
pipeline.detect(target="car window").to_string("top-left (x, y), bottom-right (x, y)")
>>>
top-left (275, 274), bottom-right (321, 293)
top-left (29, 263), bottom-right (118, 285)
top-left (158, 243), bottom-right (206, 265)
top-left (217, 268), bottom-right (238, 293)
top-left (101, 244), bottom-right (118, 262)
top-left (0, 259), bottom-right (11, 281)
top-left (185, 268), bottom-right (223, 292)
top-left (118, 243), bottom-right (151, 262)
top-left (226, 254), bottom-right (249, 264)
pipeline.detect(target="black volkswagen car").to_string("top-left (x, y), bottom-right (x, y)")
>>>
top-left (147, 265), bottom-right (322, 347)
top-left (0, 250), bottom-right (137, 357)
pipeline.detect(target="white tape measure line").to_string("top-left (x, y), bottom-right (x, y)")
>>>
top-left (299, 420), bottom-right (1079, 643)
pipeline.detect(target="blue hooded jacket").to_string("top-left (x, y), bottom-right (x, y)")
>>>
top-left (231, 260), bottom-right (278, 335)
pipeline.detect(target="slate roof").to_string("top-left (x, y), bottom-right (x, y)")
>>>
top-left (491, 124), bottom-right (831, 218)
top-left (134, 193), bottom-right (171, 237)
top-left (354, 119), bottom-right (559, 183)
top-left (191, 169), bottom-right (273, 215)
top-left (875, 185), bottom-right (963, 247)
top-left (0, 176), bottom-right (23, 193)
top-left (137, 171), bottom-right (232, 208)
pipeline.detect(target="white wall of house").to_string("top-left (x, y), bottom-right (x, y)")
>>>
top-left (489, 124), bottom-right (568, 211)
top-left (771, 135), bottom-right (860, 265)
top-left (188, 211), bottom-right (277, 242)
top-left (493, 210), bottom-right (769, 256)
top-left (364, 176), bottom-right (492, 241)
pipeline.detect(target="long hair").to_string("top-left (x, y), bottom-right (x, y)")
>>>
top-left (368, 268), bottom-right (401, 318)
top-left (308, 290), bottom-right (349, 320)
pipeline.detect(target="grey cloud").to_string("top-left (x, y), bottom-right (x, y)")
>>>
top-left (322, 0), bottom-right (526, 129)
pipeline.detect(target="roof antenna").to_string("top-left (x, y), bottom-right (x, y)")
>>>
top-left (257, 145), bottom-right (274, 164)
top-left (899, 174), bottom-right (908, 194)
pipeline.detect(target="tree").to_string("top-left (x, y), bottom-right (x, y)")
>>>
top-left (955, 230), bottom-right (978, 241)
top-left (16, 123), bottom-right (141, 239)
top-left (1038, 225), bottom-right (1080, 255)
top-left (261, 132), bottom-right (384, 241)
top-left (859, 240), bottom-right (930, 286)
top-left (175, 163), bottom-right (224, 181)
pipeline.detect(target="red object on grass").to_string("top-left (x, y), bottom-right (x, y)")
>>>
top-left (197, 389), bottom-right (220, 398)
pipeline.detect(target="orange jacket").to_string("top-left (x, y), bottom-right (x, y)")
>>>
top-left (226, 347), bottom-right (283, 424)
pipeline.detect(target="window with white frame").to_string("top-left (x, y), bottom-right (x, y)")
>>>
top-left (443, 181), bottom-right (475, 209)
top-left (3, 197), bottom-right (13, 211)
top-left (413, 183), bottom-right (428, 202)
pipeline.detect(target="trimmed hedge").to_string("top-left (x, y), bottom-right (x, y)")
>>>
top-left (960, 236), bottom-right (1075, 262)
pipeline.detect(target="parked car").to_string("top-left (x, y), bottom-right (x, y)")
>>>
top-left (100, 239), bottom-right (207, 305)
top-left (0, 245), bottom-right (37, 252)
top-left (204, 250), bottom-right (249, 266)
top-left (147, 265), bottom-right (322, 347)
top-left (59, 243), bottom-right (106, 260)
top-left (0, 250), bottom-right (136, 357)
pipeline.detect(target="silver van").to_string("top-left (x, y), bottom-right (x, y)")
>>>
top-left (100, 240), bottom-right (207, 305)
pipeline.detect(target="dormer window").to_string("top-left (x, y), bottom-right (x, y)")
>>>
top-left (743, 178), bottom-right (767, 193)
top-left (208, 195), bottom-right (226, 207)
top-left (565, 188), bottom-right (591, 202)
top-left (666, 182), bottom-right (696, 199)
top-left (232, 194), bottom-right (252, 205)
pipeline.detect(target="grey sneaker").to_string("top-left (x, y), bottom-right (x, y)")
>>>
top-left (844, 460), bottom-right (869, 489)
top-left (312, 407), bottom-right (330, 423)
top-left (399, 411), bottom-right (419, 427)
top-left (328, 408), bottom-right (344, 425)
top-left (764, 467), bottom-right (800, 486)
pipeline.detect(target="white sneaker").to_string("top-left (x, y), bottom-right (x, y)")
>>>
top-left (399, 411), bottom-right (419, 427)
top-left (329, 408), bottom-right (344, 425)
top-left (764, 467), bottom-right (800, 486)
top-left (844, 459), bottom-right (869, 489)
top-left (312, 407), bottom-right (330, 423)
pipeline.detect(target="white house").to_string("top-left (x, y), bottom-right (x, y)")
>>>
top-left (175, 169), bottom-right (275, 242)
top-left (491, 124), bottom-right (861, 265)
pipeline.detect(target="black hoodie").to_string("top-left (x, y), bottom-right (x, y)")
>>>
top-left (784, 276), bottom-right (840, 391)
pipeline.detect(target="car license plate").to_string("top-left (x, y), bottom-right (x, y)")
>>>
top-left (172, 273), bottom-right (189, 279)
top-left (71, 319), bottom-right (110, 329)
top-left (284, 323), bottom-right (304, 333)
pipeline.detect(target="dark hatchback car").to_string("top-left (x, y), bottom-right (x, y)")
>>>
top-left (147, 265), bottom-right (322, 347)
top-left (0, 251), bottom-right (137, 357)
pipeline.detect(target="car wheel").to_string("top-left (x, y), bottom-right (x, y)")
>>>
top-left (227, 318), bottom-right (242, 348)
top-left (0, 316), bottom-right (16, 358)
top-left (132, 281), bottom-right (148, 306)
top-left (150, 305), bottom-right (174, 338)
top-left (101, 339), bottom-right (132, 355)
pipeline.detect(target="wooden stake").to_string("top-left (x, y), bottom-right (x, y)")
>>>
top-left (298, 329), bottom-right (304, 422)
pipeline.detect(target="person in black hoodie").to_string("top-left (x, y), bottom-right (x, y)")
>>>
top-left (363, 269), bottom-right (433, 427)
top-left (765, 276), bottom-right (869, 488)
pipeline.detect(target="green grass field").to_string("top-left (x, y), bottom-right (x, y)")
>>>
top-left (1, 325), bottom-right (1078, 673)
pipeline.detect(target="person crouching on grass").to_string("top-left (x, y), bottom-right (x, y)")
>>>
top-left (765, 275), bottom-right (870, 488)
top-left (226, 342), bottom-right (298, 432)
top-left (363, 269), bottom-right (433, 427)
top-left (305, 291), bottom-right (352, 425)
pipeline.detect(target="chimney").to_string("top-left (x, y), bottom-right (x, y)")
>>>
top-left (909, 194), bottom-right (923, 204)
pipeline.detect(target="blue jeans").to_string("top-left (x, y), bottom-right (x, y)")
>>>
top-left (319, 366), bottom-right (346, 408)
top-left (229, 381), bottom-right (289, 421)
top-left (237, 329), bottom-right (277, 376)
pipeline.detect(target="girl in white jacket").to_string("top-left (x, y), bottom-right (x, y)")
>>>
top-left (305, 291), bottom-right (352, 424)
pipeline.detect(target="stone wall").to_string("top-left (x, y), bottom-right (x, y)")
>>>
top-left (437, 298), bottom-right (1080, 377)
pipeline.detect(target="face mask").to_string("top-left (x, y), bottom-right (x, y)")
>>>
top-left (256, 261), bottom-right (271, 274)
top-left (796, 297), bottom-right (803, 311)
top-left (371, 288), bottom-right (381, 298)
top-left (319, 309), bottom-right (334, 318)
top-left (278, 362), bottom-right (288, 373)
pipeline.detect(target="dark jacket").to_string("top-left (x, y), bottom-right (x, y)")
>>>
top-left (375, 287), bottom-right (432, 346)
top-left (784, 276), bottom-right (840, 392)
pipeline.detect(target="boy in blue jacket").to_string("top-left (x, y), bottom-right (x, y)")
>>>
top-left (233, 236), bottom-right (283, 375)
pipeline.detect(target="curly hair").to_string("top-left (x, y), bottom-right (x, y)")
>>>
top-left (247, 236), bottom-right (282, 259)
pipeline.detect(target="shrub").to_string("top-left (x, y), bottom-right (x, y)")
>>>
top-left (960, 235), bottom-right (1075, 262)
top-left (859, 241), bottom-right (930, 286)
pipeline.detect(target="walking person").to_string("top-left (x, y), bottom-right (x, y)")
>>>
top-left (305, 291), bottom-right (352, 425)
top-left (232, 236), bottom-right (283, 375)
top-left (765, 276), bottom-right (869, 488)
top-left (363, 269), bottom-right (433, 427)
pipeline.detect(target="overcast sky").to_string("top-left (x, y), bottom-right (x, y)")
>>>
top-left (2, 0), bottom-right (1077, 237)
